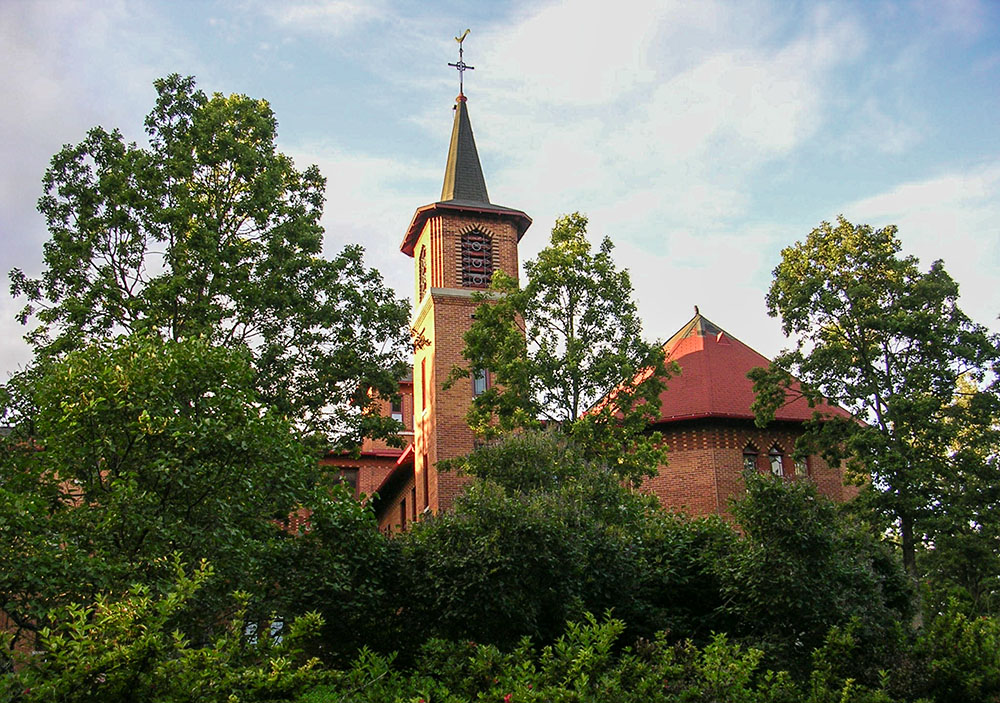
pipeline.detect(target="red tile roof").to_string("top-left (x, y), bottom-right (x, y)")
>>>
top-left (656, 312), bottom-right (850, 424)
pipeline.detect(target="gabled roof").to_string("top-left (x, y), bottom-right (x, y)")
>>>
top-left (400, 95), bottom-right (531, 257)
top-left (655, 311), bottom-right (850, 424)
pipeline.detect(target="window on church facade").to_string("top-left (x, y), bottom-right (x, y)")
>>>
top-left (473, 368), bottom-right (489, 396)
top-left (795, 457), bottom-right (809, 477)
top-left (336, 467), bottom-right (358, 496)
top-left (418, 246), bottom-right (428, 299)
top-left (421, 358), bottom-right (427, 414)
top-left (769, 446), bottom-right (784, 477)
top-left (422, 453), bottom-right (429, 510)
top-left (742, 445), bottom-right (758, 472)
top-left (391, 397), bottom-right (403, 423)
top-left (461, 229), bottom-right (493, 288)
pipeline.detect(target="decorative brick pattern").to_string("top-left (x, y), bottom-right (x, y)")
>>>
top-left (642, 418), bottom-right (858, 517)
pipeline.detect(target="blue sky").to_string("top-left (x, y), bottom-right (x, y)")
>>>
top-left (2, 0), bottom-right (999, 375)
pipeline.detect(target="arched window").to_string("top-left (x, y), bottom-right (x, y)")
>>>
top-left (418, 245), bottom-right (428, 299)
top-left (742, 444), bottom-right (758, 472)
top-left (769, 445), bottom-right (784, 477)
top-left (461, 229), bottom-right (493, 288)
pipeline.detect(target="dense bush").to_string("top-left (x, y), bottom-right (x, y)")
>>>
top-left (723, 471), bottom-right (913, 678)
top-left (3, 562), bottom-right (329, 703)
top-left (0, 335), bottom-right (320, 644)
top-left (298, 613), bottom-right (898, 703)
top-left (397, 431), bottom-right (734, 651)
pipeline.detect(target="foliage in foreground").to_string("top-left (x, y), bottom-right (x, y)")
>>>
top-left (3, 562), bottom-right (328, 703)
top-left (297, 613), bottom-right (906, 703)
top-left (0, 335), bottom-right (320, 642)
top-left (0, 334), bottom-right (395, 658)
top-left (725, 471), bottom-right (912, 677)
top-left (403, 431), bottom-right (735, 652)
top-left (403, 431), bottom-right (911, 683)
top-left (11, 581), bottom-right (1000, 703)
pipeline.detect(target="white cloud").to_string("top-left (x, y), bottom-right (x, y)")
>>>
top-left (258, 0), bottom-right (386, 36)
top-left (471, 0), bottom-right (868, 251)
top-left (845, 163), bottom-right (1000, 330)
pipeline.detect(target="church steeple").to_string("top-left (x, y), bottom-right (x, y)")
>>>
top-left (440, 96), bottom-right (490, 204)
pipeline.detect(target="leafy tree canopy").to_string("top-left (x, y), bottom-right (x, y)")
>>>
top-left (9, 74), bottom-right (410, 446)
top-left (749, 216), bottom-right (1000, 577)
top-left (0, 334), bottom-right (326, 641)
top-left (449, 212), bottom-right (671, 484)
top-left (726, 471), bottom-right (912, 678)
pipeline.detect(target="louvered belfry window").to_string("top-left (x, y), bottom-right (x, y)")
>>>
top-left (461, 230), bottom-right (493, 288)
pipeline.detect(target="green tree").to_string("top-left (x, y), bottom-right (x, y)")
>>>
top-left (398, 431), bottom-right (733, 651)
top-left (918, 375), bottom-right (1000, 615)
top-left (724, 471), bottom-right (912, 679)
top-left (750, 216), bottom-right (1000, 577)
top-left (0, 334), bottom-right (332, 643)
top-left (9, 74), bottom-right (409, 445)
top-left (450, 212), bottom-right (671, 484)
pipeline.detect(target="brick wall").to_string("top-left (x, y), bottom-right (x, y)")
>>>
top-left (411, 210), bottom-right (523, 516)
top-left (643, 417), bottom-right (857, 516)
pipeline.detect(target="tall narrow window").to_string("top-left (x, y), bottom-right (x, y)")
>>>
top-left (421, 358), bottom-right (427, 413)
top-left (795, 457), bottom-right (809, 477)
top-left (399, 498), bottom-right (407, 530)
top-left (769, 446), bottom-right (784, 477)
top-left (461, 230), bottom-right (493, 288)
top-left (742, 445), bottom-right (758, 472)
top-left (418, 245), bottom-right (428, 299)
top-left (390, 398), bottom-right (403, 423)
top-left (473, 368), bottom-right (488, 396)
top-left (422, 454), bottom-right (429, 509)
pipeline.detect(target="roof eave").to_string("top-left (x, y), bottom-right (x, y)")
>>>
top-left (400, 201), bottom-right (532, 257)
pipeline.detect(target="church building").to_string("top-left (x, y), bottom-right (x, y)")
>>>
top-left (323, 72), bottom-right (855, 532)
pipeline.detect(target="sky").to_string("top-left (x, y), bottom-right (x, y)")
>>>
top-left (2, 0), bottom-right (999, 378)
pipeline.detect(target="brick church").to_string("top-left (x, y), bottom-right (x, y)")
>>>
top-left (323, 86), bottom-right (854, 532)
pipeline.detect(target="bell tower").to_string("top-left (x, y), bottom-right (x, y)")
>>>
top-left (400, 35), bottom-right (531, 514)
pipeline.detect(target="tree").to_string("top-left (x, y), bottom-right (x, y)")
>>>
top-left (9, 74), bottom-right (410, 446)
top-left (918, 375), bottom-right (1000, 615)
top-left (449, 212), bottom-right (671, 484)
top-left (398, 430), bottom-right (734, 651)
top-left (723, 471), bottom-right (912, 679)
top-left (750, 216), bottom-right (1000, 577)
top-left (0, 334), bottom-right (333, 642)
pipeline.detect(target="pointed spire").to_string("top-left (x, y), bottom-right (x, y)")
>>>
top-left (441, 96), bottom-right (490, 204)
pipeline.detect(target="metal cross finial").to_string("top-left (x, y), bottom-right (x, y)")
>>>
top-left (448, 29), bottom-right (474, 96)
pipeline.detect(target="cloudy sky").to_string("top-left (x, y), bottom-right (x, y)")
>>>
top-left (2, 0), bottom-right (999, 377)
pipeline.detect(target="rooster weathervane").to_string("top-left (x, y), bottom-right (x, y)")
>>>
top-left (448, 29), bottom-right (474, 96)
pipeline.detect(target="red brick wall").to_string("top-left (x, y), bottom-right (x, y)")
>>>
top-left (411, 211), bottom-right (523, 516)
top-left (376, 473), bottom-right (418, 533)
top-left (643, 418), bottom-right (857, 516)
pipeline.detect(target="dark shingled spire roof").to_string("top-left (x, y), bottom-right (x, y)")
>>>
top-left (400, 93), bottom-right (531, 257)
top-left (440, 95), bottom-right (489, 204)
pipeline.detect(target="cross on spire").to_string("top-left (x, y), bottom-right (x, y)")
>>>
top-left (448, 28), bottom-right (474, 96)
